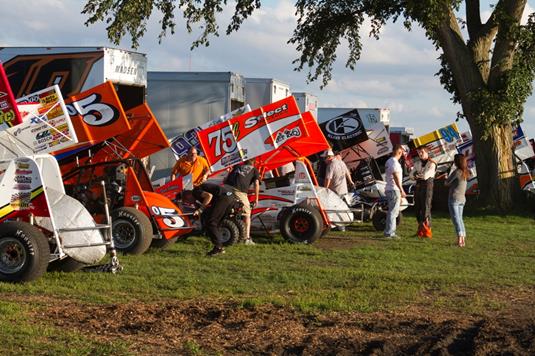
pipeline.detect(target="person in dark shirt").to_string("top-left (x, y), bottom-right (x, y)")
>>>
top-left (182, 183), bottom-right (237, 256)
top-left (224, 159), bottom-right (260, 245)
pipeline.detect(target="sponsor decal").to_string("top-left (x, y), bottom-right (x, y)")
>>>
top-left (15, 169), bottom-right (32, 175)
top-left (10, 192), bottom-right (32, 210)
top-left (14, 175), bottom-right (32, 184)
top-left (320, 109), bottom-right (368, 150)
top-left (14, 183), bottom-right (32, 190)
top-left (274, 127), bottom-right (302, 145)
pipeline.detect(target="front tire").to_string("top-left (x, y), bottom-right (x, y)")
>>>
top-left (279, 205), bottom-right (323, 244)
top-left (112, 207), bottom-right (153, 255)
top-left (219, 219), bottom-right (240, 246)
top-left (0, 222), bottom-right (50, 283)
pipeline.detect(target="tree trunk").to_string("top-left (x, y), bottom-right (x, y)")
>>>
top-left (468, 119), bottom-right (519, 210)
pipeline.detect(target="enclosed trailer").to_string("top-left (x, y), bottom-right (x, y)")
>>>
top-left (293, 92), bottom-right (319, 120)
top-left (0, 46), bottom-right (147, 111)
top-left (245, 77), bottom-right (291, 108)
top-left (147, 71), bottom-right (246, 179)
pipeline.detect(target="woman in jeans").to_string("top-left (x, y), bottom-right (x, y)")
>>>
top-left (445, 154), bottom-right (469, 247)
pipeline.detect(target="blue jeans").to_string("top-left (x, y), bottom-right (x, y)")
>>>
top-left (384, 190), bottom-right (401, 236)
top-left (448, 200), bottom-right (466, 236)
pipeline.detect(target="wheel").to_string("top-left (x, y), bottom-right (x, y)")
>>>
top-left (48, 257), bottom-right (86, 273)
top-left (150, 236), bottom-right (178, 249)
top-left (0, 222), bottom-right (50, 283)
top-left (219, 219), bottom-right (240, 246)
top-left (111, 207), bottom-right (153, 255)
top-left (232, 217), bottom-right (247, 242)
top-left (372, 211), bottom-right (402, 231)
top-left (279, 205), bottom-right (323, 244)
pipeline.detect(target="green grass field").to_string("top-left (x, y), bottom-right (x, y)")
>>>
top-left (1, 211), bottom-right (534, 354)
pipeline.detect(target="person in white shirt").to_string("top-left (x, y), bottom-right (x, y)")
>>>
top-left (409, 146), bottom-right (437, 230)
top-left (384, 145), bottom-right (407, 238)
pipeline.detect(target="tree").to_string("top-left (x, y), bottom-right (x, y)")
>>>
top-left (83, 0), bottom-right (535, 210)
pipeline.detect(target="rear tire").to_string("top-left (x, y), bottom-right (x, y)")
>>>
top-left (372, 211), bottom-right (402, 231)
top-left (279, 205), bottom-right (323, 244)
top-left (112, 207), bottom-right (153, 255)
top-left (232, 218), bottom-right (247, 242)
top-left (0, 222), bottom-right (50, 283)
top-left (220, 219), bottom-right (239, 246)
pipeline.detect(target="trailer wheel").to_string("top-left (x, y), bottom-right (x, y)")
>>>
top-left (112, 207), bottom-right (153, 255)
top-left (279, 205), bottom-right (323, 244)
top-left (150, 236), bottom-right (178, 249)
top-left (0, 222), bottom-right (50, 283)
top-left (220, 219), bottom-right (239, 246)
top-left (48, 257), bottom-right (86, 273)
top-left (372, 211), bottom-right (402, 231)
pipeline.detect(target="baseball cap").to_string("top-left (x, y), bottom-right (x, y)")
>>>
top-left (322, 149), bottom-right (334, 157)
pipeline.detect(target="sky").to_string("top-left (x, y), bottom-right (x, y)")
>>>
top-left (0, 0), bottom-right (534, 137)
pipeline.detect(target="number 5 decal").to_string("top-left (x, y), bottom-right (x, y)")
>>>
top-left (67, 93), bottom-right (119, 126)
top-left (151, 206), bottom-right (185, 229)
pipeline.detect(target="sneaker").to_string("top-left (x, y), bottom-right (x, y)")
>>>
top-left (244, 239), bottom-right (256, 245)
top-left (207, 246), bottom-right (225, 256)
top-left (384, 234), bottom-right (400, 239)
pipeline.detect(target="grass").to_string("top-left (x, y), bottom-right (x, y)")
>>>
top-left (0, 211), bottom-right (534, 353)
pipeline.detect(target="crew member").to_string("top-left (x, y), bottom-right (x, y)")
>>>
top-left (171, 147), bottom-right (210, 186)
top-left (181, 183), bottom-right (238, 256)
top-left (409, 146), bottom-right (437, 234)
top-left (224, 159), bottom-right (260, 245)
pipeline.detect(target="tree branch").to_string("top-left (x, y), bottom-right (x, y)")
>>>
top-left (489, 0), bottom-right (527, 88)
top-left (466, 0), bottom-right (482, 39)
top-left (436, 6), bottom-right (483, 118)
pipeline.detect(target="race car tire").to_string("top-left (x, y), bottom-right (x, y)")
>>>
top-left (0, 221), bottom-right (50, 283)
top-left (279, 205), bottom-right (323, 244)
top-left (150, 236), bottom-right (179, 249)
top-left (112, 207), bottom-right (153, 255)
top-left (232, 218), bottom-right (247, 242)
top-left (220, 219), bottom-right (240, 246)
top-left (372, 211), bottom-right (402, 232)
top-left (48, 256), bottom-right (86, 273)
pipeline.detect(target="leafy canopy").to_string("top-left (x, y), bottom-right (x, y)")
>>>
top-left (83, 0), bottom-right (535, 130)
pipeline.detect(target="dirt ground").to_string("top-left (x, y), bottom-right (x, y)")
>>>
top-left (27, 289), bottom-right (534, 355)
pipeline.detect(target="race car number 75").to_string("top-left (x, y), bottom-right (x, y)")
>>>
top-left (207, 125), bottom-right (237, 157)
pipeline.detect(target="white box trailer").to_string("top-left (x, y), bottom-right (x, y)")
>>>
top-left (0, 46), bottom-right (148, 110)
top-left (293, 92), bottom-right (319, 120)
top-left (245, 77), bottom-right (291, 108)
top-left (147, 71), bottom-right (246, 180)
top-left (318, 107), bottom-right (391, 130)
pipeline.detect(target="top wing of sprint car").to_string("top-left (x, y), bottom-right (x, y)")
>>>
top-left (52, 82), bottom-right (192, 242)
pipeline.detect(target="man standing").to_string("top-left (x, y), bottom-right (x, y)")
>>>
top-left (409, 146), bottom-right (436, 235)
top-left (384, 145), bottom-right (407, 238)
top-left (325, 150), bottom-right (354, 231)
top-left (182, 183), bottom-right (237, 256)
top-left (171, 147), bottom-right (210, 187)
top-left (224, 159), bottom-right (260, 245)
top-left (325, 150), bottom-right (354, 196)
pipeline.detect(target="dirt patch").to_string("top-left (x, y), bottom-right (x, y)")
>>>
top-left (25, 292), bottom-right (535, 355)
